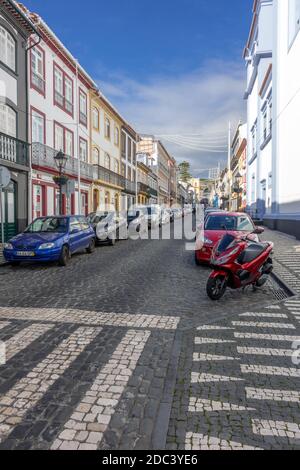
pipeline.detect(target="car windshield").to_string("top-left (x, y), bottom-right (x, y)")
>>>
top-left (91, 213), bottom-right (113, 224)
top-left (205, 215), bottom-right (254, 232)
top-left (25, 217), bottom-right (68, 233)
top-left (128, 211), bottom-right (139, 218)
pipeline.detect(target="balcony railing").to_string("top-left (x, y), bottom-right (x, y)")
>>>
top-left (124, 178), bottom-right (136, 195)
top-left (94, 165), bottom-right (124, 188)
top-left (138, 182), bottom-right (158, 197)
top-left (32, 71), bottom-right (45, 94)
top-left (0, 132), bottom-right (29, 167)
top-left (32, 142), bottom-right (95, 180)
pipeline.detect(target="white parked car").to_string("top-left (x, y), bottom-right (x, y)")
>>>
top-left (161, 208), bottom-right (171, 225)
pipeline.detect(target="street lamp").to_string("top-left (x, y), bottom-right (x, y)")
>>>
top-left (53, 150), bottom-right (68, 216)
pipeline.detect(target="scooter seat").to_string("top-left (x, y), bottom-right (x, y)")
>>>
top-left (237, 243), bottom-right (269, 265)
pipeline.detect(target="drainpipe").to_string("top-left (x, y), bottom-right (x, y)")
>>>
top-left (26, 30), bottom-right (41, 225)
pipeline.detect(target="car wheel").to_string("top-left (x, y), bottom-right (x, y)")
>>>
top-left (86, 238), bottom-right (96, 254)
top-left (58, 245), bottom-right (70, 266)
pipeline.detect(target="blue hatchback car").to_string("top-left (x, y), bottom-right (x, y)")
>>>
top-left (3, 215), bottom-right (96, 266)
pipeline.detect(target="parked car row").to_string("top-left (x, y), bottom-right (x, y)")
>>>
top-left (3, 205), bottom-right (193, 267)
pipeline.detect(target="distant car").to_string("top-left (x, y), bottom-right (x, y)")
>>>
top-left (172, 208), bottom-right (182, 219)
top-left (146, 205), bottom-right (161, 228)
top-left (161, 208), bottom-right (171, 225)
top-left (3, 216), bottom-right (95, 266)
top-left (127, 208), bottom-right (148, 234)
top-left (88, 212), bottom-right (128, 245)
top-left (195, 212), bottom-right (263, 265)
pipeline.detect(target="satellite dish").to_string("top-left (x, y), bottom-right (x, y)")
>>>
top-left (0, 166), bottom-right (11, 189)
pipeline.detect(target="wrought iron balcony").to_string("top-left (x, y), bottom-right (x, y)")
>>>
top-left (0, 132), bottom-right (29, 167)
top-left (94, 165), bottom-right (125, 189)
top-left (31, 142), bottom-right (95, 180)
top-left (124, 178), bottom-right (136, 195)
top-left (138, 182), bottom-right (158, 197)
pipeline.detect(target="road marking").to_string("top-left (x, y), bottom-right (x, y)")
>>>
top-left (241, 364), bottom-right (300, 377)
top-left (0, 321), bottom-right (10, 331)
top-left (246, 388), bottom-right (300, 403)
top-left (0, 326), bottom-right (101, 443)
top-left (52, 329), bottom-right (150, 451)
top-left (4, 323), bottom-right (54, 362)
top-left (196, 326), bottom-right (234, 331)
top-left (0, 307), bottom-right (179, 331)
top-left (239, 313), bottom-right (288, 319)
top-left (191, 372), bottom-right (244, 383)
top-left (237, 347), bottom-right (293, 357)
top-left (189, 397), bottom-right (255, 412)
top-left (252, 419), bottom-right (300, 439)
top-left (232, 322), bottom-right (295, 329)
top-left (185, 432), bottom-right (262, 450)
top-left (195, 337), bottom-right (235, 345)
top-left (193, 353), bottom-right (239, 362)
top-left (235, 332), bottom-right (300, 342)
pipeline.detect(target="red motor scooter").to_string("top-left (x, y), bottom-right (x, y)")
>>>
top-left (206, 232), bottom-right (274, 301)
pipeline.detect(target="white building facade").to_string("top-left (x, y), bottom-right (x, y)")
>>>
top-left (269, 0), bottom-right (300, 237)
top-left (28, 11), bottom-right (95, 219)
top-left (244, 0), bottom-right (273, 222)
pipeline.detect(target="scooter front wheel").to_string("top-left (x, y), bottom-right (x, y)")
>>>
top-left (206, 276), bottom-right (227, 301)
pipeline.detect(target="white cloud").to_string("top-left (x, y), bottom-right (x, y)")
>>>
top-left (96, 59), bottom-right (246, 176)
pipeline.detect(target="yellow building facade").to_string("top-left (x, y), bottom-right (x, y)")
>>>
top-left (89, 90), bottom-right (123, 213)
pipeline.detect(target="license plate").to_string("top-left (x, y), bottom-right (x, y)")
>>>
top-left (16, 251), bottom-right (35, 257)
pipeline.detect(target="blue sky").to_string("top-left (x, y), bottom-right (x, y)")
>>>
top-left (24, 0), bottom-right (253, 175)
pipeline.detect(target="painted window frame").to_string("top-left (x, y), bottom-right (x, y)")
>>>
top-left (53, 62), bottom-right (74, 117)
top-left (114, 125), bottom-right (120, 146)
top-left (79, 88), bottom-right (88, 127)
top-left (104, 152), bottom-right (111, 170)
top-left (105, 116), bottom-right (111, 140)
top-left (0, 102), bottom-right (17, 138)
top-left (30, 44), bottom-right (46, 97)
top-left (31, 106), bottom-right (46, 145)
top-left (92, 146), bottom-right (100, 165)
top-left (79, 136), bottom-right (88, 162)
top-left (0, 25), bottom-right (16, 73)
top-left (53, 120), bottom-right (74, 157)
top-left (92, 106), bottom-right (100, 131)
top-left (288, 0), bottom-right (300, 48)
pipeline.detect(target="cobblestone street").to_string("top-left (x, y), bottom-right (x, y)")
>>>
top-left (0, 225), bottom-right (299, 450)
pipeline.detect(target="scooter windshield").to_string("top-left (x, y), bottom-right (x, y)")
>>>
top-left (217, 234), bottom-right (236, 254)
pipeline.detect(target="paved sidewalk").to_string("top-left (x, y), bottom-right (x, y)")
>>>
top-left (262, 229), bottom-right (300, 294)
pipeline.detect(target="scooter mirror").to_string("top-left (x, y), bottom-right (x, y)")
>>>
top-left (254, 226), bottom-right (265, 234)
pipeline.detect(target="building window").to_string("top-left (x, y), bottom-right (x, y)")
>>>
top-left (121, 163), bottom-right (126, 177)
top-left (79, 138), bottom-right (88, 161)
top-left (79, 89), bottom-right (87, 126)
top-left (54, 64), bottom-right (74, 116)
top-left (93, 147), bottom-right (100, 165)
top-left (104, 153), bottom-right (110, 169)
top-left (0, 104), bottom-right (16, 137)
top-left (251, 122), bottom-right (257, 157)
top-left (92, 107), bottom-right (100, 130)
top-left (31, 46), bottom-right (45, 95)
top-left (262, 106), bottom-right (268, 141)
top-left (132, 142), bottom-right (136, 164)
top-left (65, 130), bottom-right (73, 157)
top-left (54, 122), bottom-right (73, 156)
top-left (289, 0), bottom-right (300, 46)
top-left (114, 126), bottom-right (119, 146)
top-left (31, 109), bottom-right (45, 144)
top-left (105, 117), bottom-right (111, 139)
top-left (114, 159), bottom-right (119, 174)
top-left (251, 174), bottom-right (256, 203)
top-left (0, 26), bottom-right (16, 72)
top-left (128, 138), bottom-right (132, 163)
top-left (121, 132), bottom-right (126, 158)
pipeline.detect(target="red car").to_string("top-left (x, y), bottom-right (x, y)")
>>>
top-left (195, 212), bottom-right (264, 265)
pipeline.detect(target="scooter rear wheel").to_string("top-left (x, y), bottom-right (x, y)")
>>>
top-left (207, 276), bottom-right (227, 301)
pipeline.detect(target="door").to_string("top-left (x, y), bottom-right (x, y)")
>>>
top-left (0, 181), bottom-right (17, 243)
top-left (69, 216), bottom-right (83, 253)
